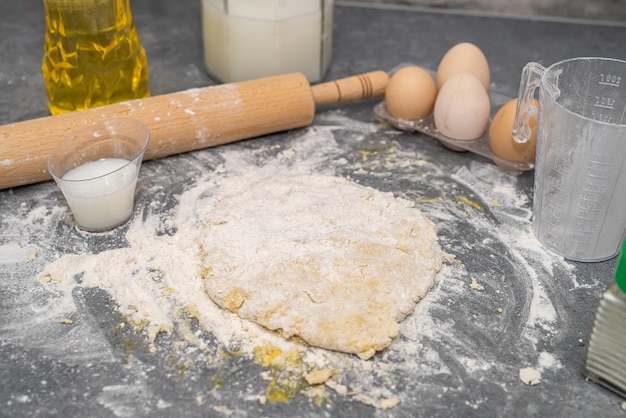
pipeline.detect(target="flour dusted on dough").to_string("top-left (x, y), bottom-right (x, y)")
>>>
top-left (199, 174), bottom-right (443, 360)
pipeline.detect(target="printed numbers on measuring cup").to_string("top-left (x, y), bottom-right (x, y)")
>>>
top-left (599, 73), bottom-right (622, 87)
top-left (594, 96), bottom-right (616, 109)
top-left (594, 74), bottom-right (622, 122)
top-left (592, 96), bottom-right (617, 122)
top-left (583, 181), bottom-right (609, 194)
top-left (586, 161), bottom-right (611, 179)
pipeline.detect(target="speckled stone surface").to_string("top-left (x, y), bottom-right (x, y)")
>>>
top-left (1, 1), bottom-right (626, 417)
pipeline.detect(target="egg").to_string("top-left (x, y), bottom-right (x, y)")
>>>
top-left (436, 42), bottom-right (490, 92)
top-left (433, 73), bottom-right (490, 140)
top-left (385, 65), bottom-right (437, 120)
top-left (488, 98), bottom-right (538, 163)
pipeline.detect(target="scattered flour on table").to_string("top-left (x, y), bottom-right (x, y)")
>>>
top-left (0, 243), bottom-right (34, 264)
top-left (447, 163), bottom-right (573, 377)
top-left (2, 112), bottom-right (594, 413)
top-left (39, 124), bottom-right (443, 409)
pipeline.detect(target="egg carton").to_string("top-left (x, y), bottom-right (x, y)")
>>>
top-left (373, 85), bottom-right (534, 174)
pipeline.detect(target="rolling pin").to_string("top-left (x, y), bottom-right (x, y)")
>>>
top-left (0, 70), bottom-right (388, 190)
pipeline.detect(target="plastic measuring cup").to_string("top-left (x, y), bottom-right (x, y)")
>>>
top-left (514, 57), bottom-right (626, 262)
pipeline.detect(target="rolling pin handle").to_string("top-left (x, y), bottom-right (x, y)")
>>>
top-left (311, 71), bottom-right (389, 105)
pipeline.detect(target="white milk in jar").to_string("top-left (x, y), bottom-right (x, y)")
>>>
top-left (201, 0), bottom-right (334, 83)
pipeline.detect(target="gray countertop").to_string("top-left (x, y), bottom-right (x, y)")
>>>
top-left (2, 1), bottom-right (626, 417)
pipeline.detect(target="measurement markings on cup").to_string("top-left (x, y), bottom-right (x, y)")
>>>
top-left (593, 96), bottom-right (616, 110)
top-left (598, 73), bottom-right (622, 87)
top-left (570, 156), bottom-right (614, 244)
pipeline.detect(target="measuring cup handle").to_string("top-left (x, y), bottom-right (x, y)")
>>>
top-left (513, 62), bottom-right (545, 144)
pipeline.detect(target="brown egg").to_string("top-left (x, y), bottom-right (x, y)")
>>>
top-left (436, 42), bottom-right (490, 92)
top-left (385, 65), bottom-right (437, 120)
top-left (488, 98), bottom-right (538, 163)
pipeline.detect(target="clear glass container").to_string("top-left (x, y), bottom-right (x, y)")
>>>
top-left (201, 0), bottom-right (334, 83)
top-left (42, 0), bottom-right (150, 115)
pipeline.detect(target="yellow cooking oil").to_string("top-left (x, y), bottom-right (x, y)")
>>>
top-left (42, 0), bottom-right (150, 115)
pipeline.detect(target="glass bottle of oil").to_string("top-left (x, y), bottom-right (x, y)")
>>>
top-left (42, 0), bottom-right (150, 115)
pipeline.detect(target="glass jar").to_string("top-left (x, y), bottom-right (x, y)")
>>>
top-left (42, 0), bottom-right (150, 115)
top-left (201, 0), bottom-right (334, 84)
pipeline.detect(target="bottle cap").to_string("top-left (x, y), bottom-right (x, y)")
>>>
top-left (616, 240), bottom-right (626, 293)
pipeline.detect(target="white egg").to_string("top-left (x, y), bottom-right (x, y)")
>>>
top-left (433, 73), bottom-right (490, 140)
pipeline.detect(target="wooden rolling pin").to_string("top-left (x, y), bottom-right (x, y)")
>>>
top-left (0, 70), bottom-right (388, 190)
